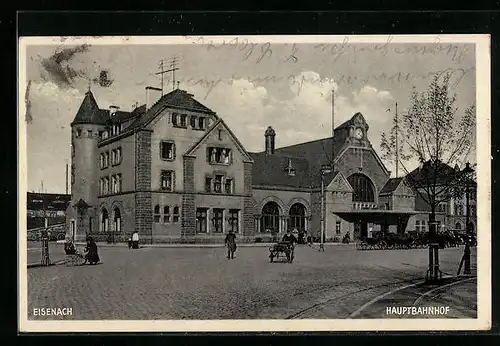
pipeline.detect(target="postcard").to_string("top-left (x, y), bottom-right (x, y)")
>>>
top-left (18, 34), bottom-right (491, 332)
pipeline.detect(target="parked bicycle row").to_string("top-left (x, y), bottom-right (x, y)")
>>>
top-left (355, 230), bottom-right (476, 251)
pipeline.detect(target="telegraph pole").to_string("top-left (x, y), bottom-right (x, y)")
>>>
top-left (156, 57), bottom-right (179, 95)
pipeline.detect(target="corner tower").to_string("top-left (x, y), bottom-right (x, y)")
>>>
top-left (67, 90), bottom-right (107, 241)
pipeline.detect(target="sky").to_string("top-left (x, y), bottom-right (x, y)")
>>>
top-left (22, 37), bottom-right (477, 194)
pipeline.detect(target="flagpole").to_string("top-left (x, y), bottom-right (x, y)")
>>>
top-left (395, 102), bottom-right (399, 178)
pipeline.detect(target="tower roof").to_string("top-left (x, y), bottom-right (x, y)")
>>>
top-left (71, 90), bottom-right (108, 126)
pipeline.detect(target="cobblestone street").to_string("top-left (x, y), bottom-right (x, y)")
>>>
top-left (26, 244), bottom-right (476, 320)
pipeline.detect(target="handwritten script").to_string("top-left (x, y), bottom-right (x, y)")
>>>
top-left (183, 35), bottom-right (471, 65)
top-left (163, 67), bottom-right (474, 99)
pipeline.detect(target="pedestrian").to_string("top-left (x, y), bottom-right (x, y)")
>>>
top-left (368, 226), bottom-right (373, 239)
top-left (224, 230), bottom-right (237, 259)
top-left (132, 230), bottom-right (139, 249)
top-left (128, 236), bottom-right (132, 249)
top-left (83, 236), bottom-right (100, 265)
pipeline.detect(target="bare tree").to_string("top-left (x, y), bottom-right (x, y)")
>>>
top-left (380, 73), bottom-right (476, 281)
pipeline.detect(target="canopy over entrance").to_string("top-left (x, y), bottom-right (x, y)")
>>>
top-left (335, 210), bottom-right (418, 224)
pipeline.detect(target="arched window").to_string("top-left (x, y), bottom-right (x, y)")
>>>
top-left (455, 222), bottom-right (462, 230)
top-left (260, 202), bottom-right (280, 233)
top-left (113, 207), bottom-right (121, 232)
top-left (154, 205), bottom-right (161, 223)
top-left (101, 208), bottom-right (109, 232)
top-left (347, 174), bottom-right (375, 202)
top-left (289, 203), bottom-right (306, 231)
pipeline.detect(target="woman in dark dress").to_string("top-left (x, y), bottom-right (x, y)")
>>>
top-left (84, 236), bottom-right (100, 265)
top-left (224, 230), bottom-right (237, 260)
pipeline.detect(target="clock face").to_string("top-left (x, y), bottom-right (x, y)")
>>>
top-left (355, 128), bottom-right (364, 139)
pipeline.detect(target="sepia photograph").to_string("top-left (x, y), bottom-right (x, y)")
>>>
top-left (18, 35), bottom-right (491, 332)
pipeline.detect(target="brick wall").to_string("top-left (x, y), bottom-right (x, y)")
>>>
top-left (182, 156), bottom-right (196, 238)
top-left (242, 162), bottom-right (255, 236)
top-left (135, 130), bottom-right (152, 242)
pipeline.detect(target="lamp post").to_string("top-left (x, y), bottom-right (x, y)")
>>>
top-left (320, 164), bottom-right (332, 252)
top-left (463, 162), bottom-right (473, 275)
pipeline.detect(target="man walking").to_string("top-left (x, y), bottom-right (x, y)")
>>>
top-left (132, 231), bottom-right (139, 249)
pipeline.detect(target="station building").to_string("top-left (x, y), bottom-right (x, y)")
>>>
top-left (66, 87), bottom-right (476, 243)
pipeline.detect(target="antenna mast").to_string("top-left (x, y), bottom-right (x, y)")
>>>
top-left (331, 88), bottom-right (335, 170)
top-left (155, 57), bottom-right (179, 96)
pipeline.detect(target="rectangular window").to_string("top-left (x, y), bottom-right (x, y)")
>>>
top-left (104, 177), bottom-right (109, 194)
top-left (190, 115), bottom-right (197, 128)
top-left (229, 209), bottom-right (239, 233)
top-left (205, 177), bottom-right (212, 192)
top-left (213, 209), bottom-right (224, 233)
top-left (116, 174), bottom-right (122, 193)
top-left (180, 114), bottom-right (187, 127)
top-left (105, 152), bottom-right (109, 168)
top-left (224, 178), bottom-right (233, 194)
top-left (163, 206), bottom-right (170, 223)
top-left (415, 220), bottom-right (421, 232)
top-left (111, 175), bottom-right (117, 193)
top-left (336, 221), bottom-right (341, 235)
top-left (214, 175), bottom-right (223, 193)
top-left (160, 170), bottom-right (174, 191)
top-left (172, 113), bottom-right (178, 127)
top-left (207, 147), bottom-right (232, 165)
top-left (87, 130), bottom-right (92, 138)
top-left (173, 206), bottom-right (180, 223)
top-left (160, 141), bottom-right (175, 160)
top-left (198, 117), bottom-right (205, 130)
top-left (196, 208), bottom-right (208, 233)
top-left (421, 220), bottom-right (426, 232)
top-left (76, 129), bottom-right (81, 138)
top-left (111, 150), bottom-right (116, 165)
top-left (116, 147), bottom-right (121, 165)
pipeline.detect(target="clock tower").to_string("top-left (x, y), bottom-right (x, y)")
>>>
top-left (346, 112), bottom-right (370, 148)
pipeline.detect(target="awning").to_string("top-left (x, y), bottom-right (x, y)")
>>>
top-left (334, 210), bottom-right (418, 224)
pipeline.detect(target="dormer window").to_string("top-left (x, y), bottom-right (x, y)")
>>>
top-left (76, 129), bottom-right (82, 138)
top-left (102, 131), bottom-right (109, 140)
top-left (190, 115), bottom-right (197, 129)
top-left (207, 147), bottom-right (232, 165)
top-left (172, 113), bottom-right (178, 127)
top-left (180, 114), bottom-right (187, 127)
top-left (198, 117), bottom-right (205, 130)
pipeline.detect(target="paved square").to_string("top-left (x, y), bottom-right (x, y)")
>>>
top-left (26, 244), bottom-right (476, 320)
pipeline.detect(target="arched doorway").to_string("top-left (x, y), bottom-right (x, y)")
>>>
top-left (260, 202), bottom-right (280, 233)
top-left (101, 208), bottom-right (109, 232)
top-left (289, 203), bottom-right (306, 232)
top-left (347, 173), bottom-right (375, 202)
top-left (113, 207), bottom-right (121, 232)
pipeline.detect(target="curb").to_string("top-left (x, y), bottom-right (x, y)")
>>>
top-left (27, 259), bottom-right (65, 268)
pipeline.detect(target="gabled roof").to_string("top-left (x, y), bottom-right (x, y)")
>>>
top-left (250, 152), bottom-right (312, 189)
top-left (184, 118), bottom-right (254, 163)
top-left (72, 90), bottom-right (108, 125)
top-left (380, 177), bottom-right (404, 194)
top-left (406, 160), bottom-right (460, 187)
top-left (127, 89), bottom-right (218, 131)
top-left (74, 199), bottom-right (90, 209)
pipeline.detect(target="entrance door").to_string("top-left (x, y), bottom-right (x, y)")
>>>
top-left (354, 221), bottom-right (368, 240)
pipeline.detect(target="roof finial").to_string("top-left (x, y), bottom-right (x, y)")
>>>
top-left (87, 78), bottom-right (91, 92)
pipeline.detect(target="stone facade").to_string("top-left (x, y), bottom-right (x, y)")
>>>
top-left (67, 90), bottom-right (476, 244)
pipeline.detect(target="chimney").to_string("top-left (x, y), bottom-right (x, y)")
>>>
top-left (146, 86), bottom-right (162, 110)
top-left (264, 126), bottom-right (276, 154)
top-left (109, 105), bottom-right (119, 116)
